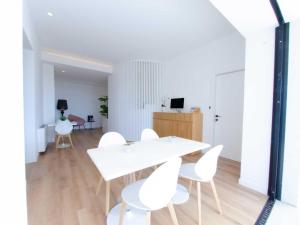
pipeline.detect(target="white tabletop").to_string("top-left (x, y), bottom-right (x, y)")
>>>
top-left (87, 136), bottom-right (210, 181)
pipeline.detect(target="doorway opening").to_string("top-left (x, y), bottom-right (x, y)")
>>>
top-left (213, 69), bottom-right (245, 173)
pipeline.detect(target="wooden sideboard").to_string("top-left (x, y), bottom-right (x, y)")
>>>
top-left (153, 109), bottom-right (203, 141)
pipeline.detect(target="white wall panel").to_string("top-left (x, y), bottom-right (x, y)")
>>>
top-left (281, 19), bottom-right (300, 206)
top-left (108, 60), bottom-right (165, 141)
top-left (43, 63), bottom-right (55, 124)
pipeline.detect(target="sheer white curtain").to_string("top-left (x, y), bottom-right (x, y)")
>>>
top-left (108, 60), bottom-right (165, 141)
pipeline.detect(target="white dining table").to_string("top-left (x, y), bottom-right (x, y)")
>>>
top-left (87, 136), bottom-right (210, 217)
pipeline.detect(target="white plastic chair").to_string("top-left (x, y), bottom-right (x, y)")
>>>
top-left (141, 128), bottom-right (159, 141)
top-left (55, 119), bottom-right (74, 148)
top-left (179, 145), bottom-right (223, 225)
top-left (137, 129), bottom-right (160, 179)
top-left (96, 132), bottom-right (127, 215)
top-left (138, 128), bottom-right (189, 206)
top-left (119, 157), bottom-right (182, 225)
top-left (98, 131), bottom-right (126, 148)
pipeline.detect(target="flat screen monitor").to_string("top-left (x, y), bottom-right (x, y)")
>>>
top-left (170, 98), bottom-right (184, 109)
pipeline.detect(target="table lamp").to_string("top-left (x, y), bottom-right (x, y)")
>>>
top-left (57, 99), bottom-right (68, 117)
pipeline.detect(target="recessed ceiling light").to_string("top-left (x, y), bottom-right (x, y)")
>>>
top-left (61, 70), bottom-right (65, 73)
top-left (47, 12), bottom-right (53, 17)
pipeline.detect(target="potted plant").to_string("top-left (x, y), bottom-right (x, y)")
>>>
top-left (98, 96), bottom-right (108, 133)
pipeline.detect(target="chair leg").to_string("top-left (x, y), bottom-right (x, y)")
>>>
top-left (131, 173), bottom-right (136, 182)
top-left (137, 171), bottom-right (143, 180)
top-left (96, 177), bottom-right (103, 195)
top-left (167, 203), bottom-right (179, 225)
top-left (197, 182), bottom-right (202, 225)
top-left (56, 135), bottom-right (61, 148)
top-left (188, 180), bottom-right (193, 194)
top-left (105, 181), bottom-right (111, 215)
top-left (68, 134), bottom-right (74, 148)
top-left (118, 201), bottom-right (126, 225)
top-left (146, 211), bottom-right (151, 225)
top-left (210, 179), bottom-right (223, 215)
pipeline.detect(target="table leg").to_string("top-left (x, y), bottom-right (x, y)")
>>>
top-left (96, 177), bottom-right (103, 195)
top-left (130, 173), bottom-right (136, 183)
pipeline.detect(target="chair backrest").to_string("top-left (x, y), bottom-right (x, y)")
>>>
top-left (68, 114), bottom-right (85, 124)
top-left (55, 119), bottom-right (73, 135)
top-left (139, 157), bottom-right (182, 210)
top-left (98, 132), bottom-right (126, 148)
top-left (141, 128), bottom-right (159, 141)
top-left (194, 145), bottom-right (223, 181)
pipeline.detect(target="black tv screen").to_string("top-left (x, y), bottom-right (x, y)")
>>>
top-left (170, 98), bottom-right (184, 109)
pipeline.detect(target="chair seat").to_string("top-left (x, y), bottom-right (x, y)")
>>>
top-left (179, 163), bottom-right (208, 182)
top-left (122, 179), bottom-right (190, 211)
top-left (122, 179), bottom-right (150, 211)
top-left (171, 183), bottom-right (189, 205)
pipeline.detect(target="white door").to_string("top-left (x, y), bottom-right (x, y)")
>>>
top-left (214, 70), bottom-right (244, 162)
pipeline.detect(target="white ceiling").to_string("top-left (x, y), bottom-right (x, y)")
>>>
top-left (54, 64), bottom-right (109, 85)
top-left (27, 0), bottom-right (236, 63)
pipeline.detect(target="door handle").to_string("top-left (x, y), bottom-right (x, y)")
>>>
top-left (215, 114), bottom-right (222, 118)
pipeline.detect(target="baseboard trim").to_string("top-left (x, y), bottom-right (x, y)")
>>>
top-left (239, 178), bottom-right (267, 195)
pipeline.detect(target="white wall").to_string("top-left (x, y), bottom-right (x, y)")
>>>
top-left (165, 28), bottom-right (275, 195)
top-left (55, 76), bottom-right (107, 128)
top-left (23, 2), bottom-right (43, 163)
top-left (0, 0), bottom-right (27, 224)
top-left (23, 49), bottom-right (38, 163)
top-left (281, 19), bottom-right (300, 207)
top-left (165, 32), bottom-right (245, 145)
top-left (43, 63), bottom-right (55, 124)
top-left (207, 0), bottom-right (277, 195)
top-left (239, 29), bottom-right (275, 194)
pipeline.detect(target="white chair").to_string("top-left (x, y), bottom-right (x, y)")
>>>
top-left (119, 157), bottom-right (182, 225)
top-left (137, 129), bottom-right (160, 179)
top-left (141, 128), bottom-right (159, 141)
top-left (55, 119), bottom-right (74, 149)
top-left (179, 145), bottom-right (223, 225)
top-left (96, 132), bottom-right (127, 215)
top-left (98, 131), bottom-right (126, 148)
top-left (138, 128), bottom-right (189, 206)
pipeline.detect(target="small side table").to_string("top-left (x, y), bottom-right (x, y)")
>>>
top-left (88, 120), bottom-right (95, 129)
top-left (71, 121), bottom-right (77, 131)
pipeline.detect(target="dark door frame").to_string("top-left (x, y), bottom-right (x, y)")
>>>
top-left (255, 0), bottom-right (289, 224)
top-left (268, 20), bottom-right (289, 201)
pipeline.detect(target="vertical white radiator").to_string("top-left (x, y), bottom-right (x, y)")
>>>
top-left (37, 126), bottom-right (47, 152)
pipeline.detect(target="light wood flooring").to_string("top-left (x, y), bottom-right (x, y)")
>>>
top-left (26, 129), bottom-right (267, 225)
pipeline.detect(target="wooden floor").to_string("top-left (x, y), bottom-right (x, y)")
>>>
top-left (26, 129), bottom-right (267, 225)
